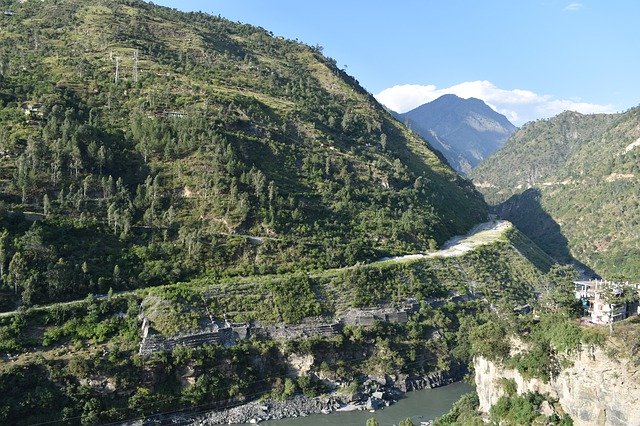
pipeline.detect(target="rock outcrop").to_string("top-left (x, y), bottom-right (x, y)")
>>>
top-left (474, 347), bottom-right (640, 426)
top-left (397, 363), bottom-right (468, 392)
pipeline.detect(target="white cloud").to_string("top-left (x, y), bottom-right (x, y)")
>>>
top-left (564, 2), bottom-right (584, 11)
top-left (374, 80), bottom-right (616, 125)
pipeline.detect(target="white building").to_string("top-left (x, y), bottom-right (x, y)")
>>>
top-left (574, 280), bottom-right (639, 325)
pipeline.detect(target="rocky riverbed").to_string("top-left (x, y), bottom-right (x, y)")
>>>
top-left (191, 395), bottom-right (350, 425)
top-left (166, 366), bottom-right (467, 425)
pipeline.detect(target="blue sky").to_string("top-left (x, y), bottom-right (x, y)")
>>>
top-left (152, 1), bottom-right (640, 124)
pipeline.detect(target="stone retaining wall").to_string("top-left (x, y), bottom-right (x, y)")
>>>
top-left (138, 298), bottom-right (449, 355)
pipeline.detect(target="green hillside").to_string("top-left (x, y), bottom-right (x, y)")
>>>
top-left (472, 109), bottom-right (640, 279)
top-left (0, 226), bottom-right (546, 424)
top-left (0, 0), bottom-right (486, 309)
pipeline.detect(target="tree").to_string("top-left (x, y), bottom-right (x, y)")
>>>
top-left (380, 133), bottom-right (387, 151)
top-left (283, 378), bottom-right (296, 398)
top-left (470, 321), bottom-right (510, 361)
top-left (82, 175), bottom-right (92, 197)
top-left (8, 252), bottom-right (26, 295)
top-left (399, 418), bottom-right (414, 426)
top-left (366, 418), bottom-right (380, 426)
top-left (250, 167), bottom-right (266, 199)
top-left (43, 194), bottom-right (51, 217)
top-left (97, 145), bottom-right (107, 175)
top-left (113, 265), bottom-right (121, 288)
top-left (81, 398), bottom-right (102, 425)
top-left (0, 230), bottom-right (8, 280)
top-left (70, 143), bottom-right (83, 177)
top-left (541, 265), bottom-right (579, 315)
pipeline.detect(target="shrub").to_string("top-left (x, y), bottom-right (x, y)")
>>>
top-left (490, 392), bottom-right (545, 425)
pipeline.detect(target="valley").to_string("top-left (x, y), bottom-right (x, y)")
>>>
top-left (472, 109), bottom-right (640, 278)
top-left (0, 0), bottom-right (638, 425)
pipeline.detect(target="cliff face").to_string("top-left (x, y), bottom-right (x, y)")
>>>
top-left (474, 348), bottom-right (640, 426)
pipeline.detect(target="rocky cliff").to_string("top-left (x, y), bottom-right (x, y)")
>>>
top-left (474, 347), bottom-right (640, 426)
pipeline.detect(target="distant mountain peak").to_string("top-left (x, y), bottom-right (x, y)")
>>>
top-left (397, 95), bottom-right (516, 174)
top-left (434, 93), bottom-right (463, 101)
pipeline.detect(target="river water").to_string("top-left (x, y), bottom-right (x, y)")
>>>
top-left (260, 382), bottom-right (473, 426)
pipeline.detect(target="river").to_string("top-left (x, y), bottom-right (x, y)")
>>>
top-left (259, 382), bottom-right (473, 426)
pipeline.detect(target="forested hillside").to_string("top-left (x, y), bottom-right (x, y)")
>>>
top-left (472, 109), bottom-right (640, 278)
top-left (0, 224), bottom-right (549, 424)
top-left (0, 0), bottom-right (487, 309)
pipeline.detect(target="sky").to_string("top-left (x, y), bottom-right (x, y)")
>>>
top-left (152, 1), bottom-right (640, 125)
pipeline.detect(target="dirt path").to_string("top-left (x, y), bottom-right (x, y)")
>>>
top-left (0, 221), bottom-right (512, 318)
top-left (377, 220), bottom-right (511, 263)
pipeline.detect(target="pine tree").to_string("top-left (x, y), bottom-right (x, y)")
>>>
top-left (43, 194), bottom-right (51, 217)
top-left (8, 252), bottom-right (26, 295)
top-left (113, 264), bottom-right (121, 288)
top-left (0, 230), bottom-right (8, 280)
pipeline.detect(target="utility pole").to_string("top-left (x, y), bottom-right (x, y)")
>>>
top-left (133, 49), bottom-right (139, 83)
top-left (115, 56), bottom-right (120, 83)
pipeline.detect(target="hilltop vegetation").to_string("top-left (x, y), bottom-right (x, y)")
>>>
top-left (0, 0), bottom-right (486, 309)
top-left (0, 1), bottom-right (569, 424)
top-left (472, 109), bottom-right (640, 279)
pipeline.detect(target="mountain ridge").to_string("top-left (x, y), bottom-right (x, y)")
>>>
top-left (0, 0), bottom-right (487, 308)
top-left (0, 2), bottom-right (568, 425)
top-left (472, 108), bottom-right (640, 278)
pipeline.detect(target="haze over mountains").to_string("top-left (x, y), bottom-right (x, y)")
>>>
top-left (395, 94), bottom-right (517, 174)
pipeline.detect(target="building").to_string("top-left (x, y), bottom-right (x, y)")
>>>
top-left (574, 279), bottom-right (640, 325)
top-left (151, 109), bottom-right (187, 119)
top-left (21, 102), bottom-right (44, 119)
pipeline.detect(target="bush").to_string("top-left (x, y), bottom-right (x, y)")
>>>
top-left (296, 374), bottom-right (326, 398)
top-left (470, 321), bottom-right (510, 361)
top-left (490, 392), bottom-right (544, 425)
top-left (506, 343), bottom-right (553, 382)
top-left (499, 378), bottom-right (517, 396)
top-left (435, 392), bottom-right (482, 425)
